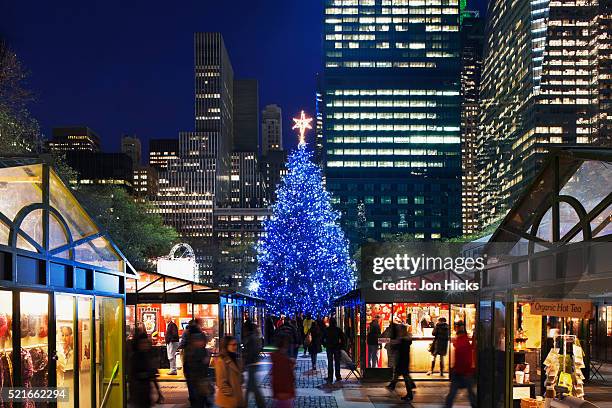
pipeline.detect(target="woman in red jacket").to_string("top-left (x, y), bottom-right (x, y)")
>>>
top-left (271, 335), bottom-right (296, 408)
top-left (445, 322), bottom-right (477, 408)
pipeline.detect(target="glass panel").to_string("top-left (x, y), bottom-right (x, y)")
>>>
top-left (536, 208), bottom-right (552, 242)
top-left (74, 236), bottom-right (123, 272)
top-left (366, 303), bottom-right (392, 368)
top-left (137, 274), bottom-right (164, 293)
top-left (0, 220), bottom-right (9, 246)
top-left (53, 250), bottom-right (70, 260)
top-left (16, 232), bottom-right (37, 252)
top-left (20, 292), bottom-right (49, 407)
top-left (165, 277), bottom-right (191, 293)
top-left (19, 209), bottom-right (43, 247)
top-left (95, 297), bottom-right (124, 408)
top-left (493, 301), bottom-right (507, 407)
top-left (49, 213), bottom-right (70, 250)
top-left (560, 160), bottom-right (612, 214)
top-left (49, 170), bottom-right (98, 241)
top-left (0, 290), bottom-right (13, 406)
top-left (559, 202), bottom-right (583, 242)
top-left (194, 304), bottom-right (219, 352)
top-left (55, 294), bottom-right (75, 408)
top-left (78, 297), bottom-right (93, 408)
top-left (591, 203), bottom-right (611, 238)
top-left (0, 164), bottom-right (43, 222)
top-left (126, 279), bottom-right (137, 294)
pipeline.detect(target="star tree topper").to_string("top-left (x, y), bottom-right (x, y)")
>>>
top-left (292, 110), bottom-right (313, 145)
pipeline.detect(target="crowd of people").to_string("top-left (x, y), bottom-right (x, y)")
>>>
top-left (127, 312), bottom-right (476, 408)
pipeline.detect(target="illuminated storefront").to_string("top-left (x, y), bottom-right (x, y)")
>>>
top-left (335, 276), bottom-right (478, 381)
top-left (126, 270), bottom-right (265, 370)
top-left (0, 160), bottom-right (136, 407)
top-left (479, 149), bottom-right (612, 407)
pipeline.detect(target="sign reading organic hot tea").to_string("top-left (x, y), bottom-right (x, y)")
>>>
top-left (529, 300), bottom-right (592, 319)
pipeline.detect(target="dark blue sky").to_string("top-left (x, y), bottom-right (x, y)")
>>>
top-left (2, 0), bottom-right (486, 158)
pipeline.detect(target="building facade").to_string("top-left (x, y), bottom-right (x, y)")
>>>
top-left (261, 104), bottom-right (283, 156)
top-left (65, 151), bottom-right (134, 190)
top-left (48, 126), bottom-right (101, 153)
top-left (121, 135), bottom-right (142, 166)
top-left (230, 152), bottom-right (267, 208)
top-left (460, 13), bottom-right (483, 235)
top-left (323, 0), bottom-right (463, 244)
top-left (233, 79), bottom-right (259, 153)
top-left (149, 139), bottom-right (179, 171)
top-left (477, 0), bottom-right (612, 228)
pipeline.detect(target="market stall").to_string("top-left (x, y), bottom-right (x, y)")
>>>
top-left (0, 160), bottom-right (136, 408)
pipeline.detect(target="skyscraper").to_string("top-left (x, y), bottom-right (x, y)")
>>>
top-left (477, 0), bottom-right (612, 228)
top-left (323, 0), bottom-right (463, 243)
top-left (233, 79), bottom-right (259, 152)
top-left (149, 139), bottom-right (179, 171)
top-left (261, 104), bottom-right (283, 155)
top-left (121, 135), bottom-right (142, 165)
top-left (48, 126), bottom-right (101, 153)
top-left (460, 13), bottom-right (483, 235)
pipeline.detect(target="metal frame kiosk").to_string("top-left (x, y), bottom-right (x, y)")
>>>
top-left (478, 148), bottom-right (612, 408)
top-left (0, 159), bottom-right (137, 408)
top-left (335, 242), bottom-right (480, 382)
top-left (126, 271), bottom-right (265, 369)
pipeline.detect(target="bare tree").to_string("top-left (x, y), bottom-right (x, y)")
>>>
top-left (0, 39), bottom-right (43, 154)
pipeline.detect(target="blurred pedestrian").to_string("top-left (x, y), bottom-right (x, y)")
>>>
top-left (275, 317), bottom-right (299, 359)
top-left (322, 317), bottom-right (345, 384)
top-left (386, 325), bottom-right (415, 401)
top-left (215, 336), bottom-right (245, 408)
top-left (307, 320), bottom-right (322, 371)
top-left (367, 316), bottom-right (381, 368)
top-left (165, 315), bottom-right (179, 375)
top-left (243, 321), bottom-right (265, 408)
top-left (428, 317), bottom-right (449, 376)
top-left (382, 317), bottom-right (401, 380)
top-left (180, 319), bottom-right (203, 406)
top-left (189, 333), bottom-right (213, 407)
top-left (445, 322), bottom-right (476, 408)
top-left (272, 335), bottom-right (296, 408)
top-left (128, 332), bottom-right (157, 407)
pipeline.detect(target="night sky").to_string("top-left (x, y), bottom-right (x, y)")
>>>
top-left (1, 0), bottom-right (486, 159)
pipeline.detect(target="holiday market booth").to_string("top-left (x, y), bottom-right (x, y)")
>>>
top-left (478, 149), bottom-right (612, 408)
top-left (0, 159), bottom-right (136, 408)
top-left (335, 241), bottom-right (480, 381)
top-left (126, 270), bottom-right (265, 373)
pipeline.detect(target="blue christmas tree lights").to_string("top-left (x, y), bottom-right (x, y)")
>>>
top-left (252, 143), bottom-right (355, 317)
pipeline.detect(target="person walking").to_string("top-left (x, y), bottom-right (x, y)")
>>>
top-left (302, 314), bottom-right (313, 357)
top-left (307, 320), bottom-right (322, 371)
top-left (428, 317), bottom-right (450, 376)
top-left (275, 318), bottom-right (300, 359)
top-left (180, 319), bottom-right (203, 406)
top-left (445, 322), bottom-right (477, 408)
top-left (215, 336), bottom-right (245, 408)
top-left (367, 316), bottom-right (381, 368)
top-left (164, 315), bottom-right (179, 375)
top-left (322, 317), bottom-right (345, 384)
top-left (128, 332), bottom-right (155, 408)
top-left (243, 321), bottom-right (265, 408)
top-left (386, 325), bottom-right (416, 401)
top-left (271, 335), bottom-right (296, 408)
top-left (382, 317), bottom-right (401, 380)
top-left (189, 333), bottom-right (213, 407)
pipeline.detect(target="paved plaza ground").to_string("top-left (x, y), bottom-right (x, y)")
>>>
top-left (155, 353), bottom-right (612, 408)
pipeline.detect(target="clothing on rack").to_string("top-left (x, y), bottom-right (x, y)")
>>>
top-left (0, 352), bottom-right (13, 408)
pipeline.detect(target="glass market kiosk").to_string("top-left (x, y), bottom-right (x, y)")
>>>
top-left (126, 271), bottom-right (266, 374)
top-left (335, 244), bottom-right (479, 381)
top-left (478, 149), bottom-right (612, 408)
top-left (0, 160), bottom-right (136, 408)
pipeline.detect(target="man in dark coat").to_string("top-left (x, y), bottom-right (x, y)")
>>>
top-left (164, 315), bottom-right (179, 375)
top-left (322, 317), bottom-right (345, 384)
top-left (386, 325), bottom-right (415, 401)
top-left (307, 320), bottom-right (323, 371)
top-left (367, 316), bottom-right (381, 368)
top-left (428, 317), bottom-right (450, 376)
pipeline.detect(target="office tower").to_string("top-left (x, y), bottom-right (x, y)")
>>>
top-left (121, 135), bottom-right (142, 165)
top-left (315, 73), bottom-right (325, 166)
top-left (233, 79), bottom-right (259, 152)
top-left (477, 0), bottom-right (612, 228)
top-left (261, 104), bottom-right (283, 155)
top-left (133, 165), bottom-right (159, 200)
top-left (230, 152), bottom-right (267, 208)
top-left (149, 139), bottom-right (179, 171)
top-left (460, 13), bottom-right (483, 236)
top-left (65, 151), bottom-right (133, 190)
top-left (48, 127), bottom-right (101, 153)
top-left (261, 150), bottom-right (288, 202)
top-left (323, 0), bottom-right (463, 244)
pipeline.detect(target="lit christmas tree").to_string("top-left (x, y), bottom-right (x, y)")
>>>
top-left (252, 111), bottom-right (355, 316)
